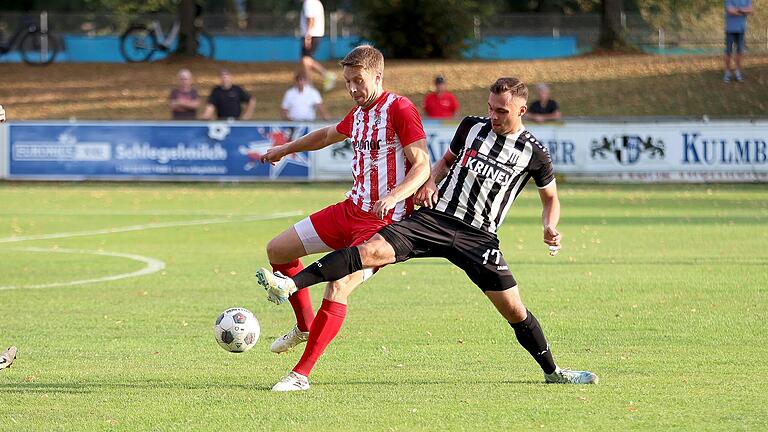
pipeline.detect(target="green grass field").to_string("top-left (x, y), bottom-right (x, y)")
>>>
top-left (0, 182), bottom-right (766, 431)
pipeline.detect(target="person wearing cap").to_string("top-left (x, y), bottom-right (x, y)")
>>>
top-left (526, 83), bottom-right (561, 123)
top-left (423, 75), bottom-right (460, 120)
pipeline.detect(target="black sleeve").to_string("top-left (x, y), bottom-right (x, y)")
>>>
top-left (528, 101), bottom-right (542, 114)
top-left (238, 86), bottom-right (251, 103)
top-left (529, 138), bottom-right (555, 188)
top-left (449, 116), bottom-right (482, 155)
top-left (549, 100), bottom-right (559, 113)
top-left (207, 88), bottom-right (218, 105)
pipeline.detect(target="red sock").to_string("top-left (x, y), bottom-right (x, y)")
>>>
top-left (293, 299), bottom-right (347, 377)
top-left (271, 260), bottom-right (314, 332)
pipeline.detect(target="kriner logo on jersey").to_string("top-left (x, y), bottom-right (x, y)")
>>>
top-left (461, 150), bottom-right (516, 186)
top-left (590, 135), bottom-right (665, 165)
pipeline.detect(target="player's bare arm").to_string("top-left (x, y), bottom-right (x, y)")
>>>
top-left (242, 99), bottom-right (257, 120)
top-left (304, 17), bottom-right (315, 48)
top-left (538, 182), bottom-right (562, 256)
top-left (201, 104), bottom-right (215, 120)
top-left (415, 149), bottom-right (457, 208)
top-left (260, 126), bottom-right (346, 164)
top-left (372, 139), bottom-right (431, 219)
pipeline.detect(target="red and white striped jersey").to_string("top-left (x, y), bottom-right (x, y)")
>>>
top-left (335, 91), bottom-right (426, 221)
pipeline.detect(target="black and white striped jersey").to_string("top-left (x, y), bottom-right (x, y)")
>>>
top-left (434, 116), bottom-right (555, 234)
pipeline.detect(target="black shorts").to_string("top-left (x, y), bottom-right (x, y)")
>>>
top-left (725, 32), bottom-right (745, 54)
top-left (378, 208), bottom-right (516, 291)
top-left (301, 37), bottom-right (322, 58)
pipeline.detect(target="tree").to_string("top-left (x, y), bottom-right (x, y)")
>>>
top-left (599, 0), bottom-right (628, 50)
top-left (354, 0), bottom-right (482, 59)
top-left (174, 0), bottom-right (197, 56)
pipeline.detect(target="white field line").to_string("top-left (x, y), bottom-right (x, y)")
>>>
top-left (0, 210), bottom-right (303, 290)
top-left (0, 211), bottom-right (303, 244)
top-left (0, 248), bottom-right (165, 290)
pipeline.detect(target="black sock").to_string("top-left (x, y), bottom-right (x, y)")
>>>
top-left (509, 310), bottom-right (557, 374)
top-left (292, 247), bottom-right (363, 289)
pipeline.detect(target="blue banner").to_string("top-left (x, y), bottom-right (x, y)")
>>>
top-left (8, 122), bottom-right (311, 180)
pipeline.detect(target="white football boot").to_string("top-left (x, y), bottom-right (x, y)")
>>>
top-left (256, 268), bottom-right (297, 305)
top-left (270, 324), bottom-right (310, 354)
top-left (0, 346), bottom-right (17, 370)
top-left (272, 371), bottom-right (310, 392)
top-left (544, 367), bottom-right (599, 384)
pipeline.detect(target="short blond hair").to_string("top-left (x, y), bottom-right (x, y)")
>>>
top-left (489, 77), bottom-right (528, 101)
top-left (340, 45), bottom-right (384, 73)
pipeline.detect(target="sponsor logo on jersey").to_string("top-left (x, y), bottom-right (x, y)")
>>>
top-left (461, 150), bottom-right (515, 186)
top-left (352, 138), bottom-right (382, 151)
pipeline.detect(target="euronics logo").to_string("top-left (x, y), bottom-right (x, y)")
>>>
top-left (12, 142), bottom-right (111, 161)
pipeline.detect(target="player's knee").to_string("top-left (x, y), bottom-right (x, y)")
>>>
top-left (358, 236), bottom-right (395, 266)
top-left (266, 237), bottom-right (288, 262)
top-left (327, 276), bottom-right (355, 299)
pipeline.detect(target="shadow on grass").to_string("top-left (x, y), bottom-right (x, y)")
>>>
top-left (0, 377), bottom-right (544, 394)
top-left (315, 378), bottom-right (542, 388)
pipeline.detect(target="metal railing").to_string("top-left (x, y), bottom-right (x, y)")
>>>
top-left (1, 11), bottom-right (766, 52)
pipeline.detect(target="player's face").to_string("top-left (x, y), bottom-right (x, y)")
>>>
top-left (343, 65), bottom-right (382, 107)
top-left (488, 92), bottom-right (527, 135)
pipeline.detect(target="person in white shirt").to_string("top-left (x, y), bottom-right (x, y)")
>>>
top-left (300, 0), bottom-right (336, 91)
top-left (0, 104), bottom-right (6, 123)
top-left (281, 72), bottom-right (329, 122)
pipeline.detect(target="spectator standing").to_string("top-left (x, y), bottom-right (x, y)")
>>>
top-left (202, 69), bottom-right (256, 121)
top-left (281, 72), bottom-right (329, 121)
top-left (724, 0), bottom-right (753, 82)
top-left (423, 75), bottom-right (460, 119)
top-left (526, 83), bottom-right (561, 123)
top-left (169, 69), bottom-right (200, 120)
top-left (300, 0), bottom-right (336, 91)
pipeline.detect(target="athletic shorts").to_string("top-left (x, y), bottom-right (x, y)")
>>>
top-left (725, 32), bottom-right (745, 54)
top-left (378, 208), bottom-right (516, 292)
top-left (295, 198), bottom-right (393, 255)
top-left (301, 36), bottom-right (322, 58)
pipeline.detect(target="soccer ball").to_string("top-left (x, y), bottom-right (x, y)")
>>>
top-left (214, 307), bottom-right (260, 353)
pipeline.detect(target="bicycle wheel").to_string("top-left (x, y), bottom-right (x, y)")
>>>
top-left (19, 30), bottom-right (59, 66)
top-left (119, 25), bottom-right (157, 62)
top-left (195, 30), bottom-right (215, 59)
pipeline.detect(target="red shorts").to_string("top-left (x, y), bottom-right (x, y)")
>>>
top-left (296, 199), bottom-right (393, 253)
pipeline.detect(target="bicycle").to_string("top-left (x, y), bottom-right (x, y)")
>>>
top-left (0, 14), bottom-right (59, 66)
top-left (119, 17), bottom-right (215, 62)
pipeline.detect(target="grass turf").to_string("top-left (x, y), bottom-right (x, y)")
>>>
top-left (0, 182), bottom-right (766, 431)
